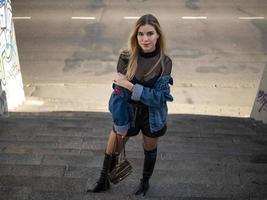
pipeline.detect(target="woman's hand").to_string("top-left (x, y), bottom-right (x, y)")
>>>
top-left (114, 73), bottom-right (127, 81)
top-left (114, 73), bottom-right (134, 91)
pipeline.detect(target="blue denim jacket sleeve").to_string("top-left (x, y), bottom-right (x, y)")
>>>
top-left (108, 84), bottom-right (130, 133)
top-left (131, 75), bottom-right (174, 108)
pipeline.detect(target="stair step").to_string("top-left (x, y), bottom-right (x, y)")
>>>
top-left (0, 112), bottom-right (267, 199)
top-left (1, 175), bottom-right (265, 198)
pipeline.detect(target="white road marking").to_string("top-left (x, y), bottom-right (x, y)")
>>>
top-left (239, 16), bottom-right (265, 20)
top-left (182, 16), bottom-right (207, 19)
top-left (123, 16), bottom-right (140, 20)
top-left (71, 17), bottom-right (96, 20)
top-left (12, 17), bottom-right (31, 19)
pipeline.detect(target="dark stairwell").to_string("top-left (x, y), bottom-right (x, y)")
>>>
top-left (0, 112), bottom-right (267, 200)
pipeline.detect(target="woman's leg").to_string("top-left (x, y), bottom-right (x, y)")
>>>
top-left (106, 130), bottom-right (126, 173)
top-left (87, 129), bottom-right (124, 193)
top-left (106, 130), bottom-right (124, 155)
top-left (135, 135), bottom-right (158, 196)
top-left (143, 135), bottom-right (158, 151)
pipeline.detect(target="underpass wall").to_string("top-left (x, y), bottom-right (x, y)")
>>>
top-left (251, 65), bottom-right (267, 123)
top-left (0, 0), bottom-right (24, 116)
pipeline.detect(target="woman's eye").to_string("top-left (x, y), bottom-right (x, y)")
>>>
top-left (137, 32), bottom-right (143, 36)
top-left (147, 32), bottom-right (154, 36)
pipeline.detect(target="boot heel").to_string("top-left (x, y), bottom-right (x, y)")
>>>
top-left (134, 178), bottom-right (149, 196)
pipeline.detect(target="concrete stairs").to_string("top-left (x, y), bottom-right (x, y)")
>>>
top-left (0, 112), bottom-right (267, 200)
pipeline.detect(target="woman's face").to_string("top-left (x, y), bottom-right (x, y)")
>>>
top-left (137, 24), bottom-right (159, 53)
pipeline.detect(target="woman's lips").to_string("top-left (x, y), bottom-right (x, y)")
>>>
top-left (142, 44), bottom-right (150, 47)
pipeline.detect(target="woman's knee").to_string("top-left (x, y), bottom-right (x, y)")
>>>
top-left (106, 130), bottom-right (127, 154)
top-left (105, 130), bottom-right (117, 154)
top-left (143, 136), bottom-right (158, 151)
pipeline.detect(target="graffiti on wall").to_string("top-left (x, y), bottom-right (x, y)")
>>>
top-left (0, 0), bottom-right (20, 84)
top-left (0, 0), bottom-right (24, 112)
top-left (0, 79), bottom-right (8, 116)
top-left (257, 90), bottom-right (267, 113)
top-left (0, 0), bottom-right (11, 85)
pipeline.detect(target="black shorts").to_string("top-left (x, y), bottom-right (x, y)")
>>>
top-left (113, 103), bottom-right (167, 138)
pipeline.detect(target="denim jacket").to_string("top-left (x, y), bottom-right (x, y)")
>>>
top-left (108, 75), bottom-right (173, 133)
top-left (108, 84), bottom-right (132, 133)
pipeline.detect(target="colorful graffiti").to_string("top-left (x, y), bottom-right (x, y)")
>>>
top-left (257, 90), bottom-right (267, 113)
top-left (0, 0), bottom-right (24, 112)
top-left (1, 0), bottom-right (14, 86)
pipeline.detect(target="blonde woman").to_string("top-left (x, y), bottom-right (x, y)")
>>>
top-left (87, 14), bottom-right (173, 196)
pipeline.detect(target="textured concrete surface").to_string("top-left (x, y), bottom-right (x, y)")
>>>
top-left (0, 112), bottom-right (267, 199)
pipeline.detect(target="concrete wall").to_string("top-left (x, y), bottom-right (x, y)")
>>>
top-left (251, 65), bottom-right (267, 123)
top-left (0, 0), bottom-right (24, 116)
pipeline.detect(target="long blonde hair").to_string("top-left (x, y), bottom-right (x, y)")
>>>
top-left (126, 14), bottom-right (166, 80)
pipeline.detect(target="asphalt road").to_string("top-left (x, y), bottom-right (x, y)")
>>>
top-left (12, 0), bottom-right (267, 116)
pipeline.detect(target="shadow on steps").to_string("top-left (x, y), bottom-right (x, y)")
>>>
top-left (0, 111), bottom-right (267, 199)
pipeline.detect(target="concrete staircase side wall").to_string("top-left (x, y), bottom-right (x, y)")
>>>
top-left (0, 0), bottom-right (25, 113)
top-left (251, 65), bottom-right (267, 123)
